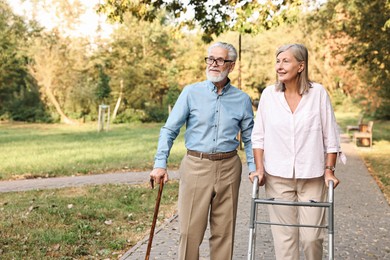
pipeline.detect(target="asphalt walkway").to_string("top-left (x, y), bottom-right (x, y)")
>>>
top-left (1, 134), bottom-right (389, 259)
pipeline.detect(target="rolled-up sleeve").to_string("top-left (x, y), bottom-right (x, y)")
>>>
top-left (252, 93), bottom-right (265, 150)
top-left (321, 89), bottom-right (341, 153)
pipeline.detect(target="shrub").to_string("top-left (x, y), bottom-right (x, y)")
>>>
top-left (143, 106), bottom-right (168, 123)
top-left (113, 109), bottom-right (146, 123)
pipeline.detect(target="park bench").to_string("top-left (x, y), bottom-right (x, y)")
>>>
top-left (346, 115), bottom-right (364, 134)
top-left (353, 121), bottom-right (374, 148)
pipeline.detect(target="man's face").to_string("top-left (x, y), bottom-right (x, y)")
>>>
top-left (206, 47), bottom-right (235, 83)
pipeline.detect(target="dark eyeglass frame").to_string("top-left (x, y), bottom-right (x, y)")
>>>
top-left (204, 57), bottom-right (234, 66)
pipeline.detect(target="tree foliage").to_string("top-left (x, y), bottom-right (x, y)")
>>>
top-left (98, 12), bottom-right (205, 114)
top-left (308, 0), bottom-right (390, 118)
top-left (2, 0), bottom-right (388, 123)
top-left (0, 1), bottom-right (50, 122)
top-left (98, 0), bottom-right (304, 42)
top-left (95, 65), bottom-right (111, 104)
top-left (28, 33), bottom-right (85, 125)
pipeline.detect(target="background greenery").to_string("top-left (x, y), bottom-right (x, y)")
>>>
top-left (1, 0), bottom-right (389, 124)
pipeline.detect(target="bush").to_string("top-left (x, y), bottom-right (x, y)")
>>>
top-left (9, 100), bottom-right (53, 123)
top-left (373, 99), bottom-right (390, 120)
top-left (143, 106), bottom-right (168, 123)
top-left (113, 109), bottom-right (146, 123)
top-left (331, 89), bottom-right (360, 113)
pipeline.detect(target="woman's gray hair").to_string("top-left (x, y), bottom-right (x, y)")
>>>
top-left (208, 42), bottom-right (237, 61)
top-left (275, 43), bottom-right (312, 94)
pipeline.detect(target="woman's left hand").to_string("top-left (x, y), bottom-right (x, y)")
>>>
top-left (324, 170), bottom-right (340, 188)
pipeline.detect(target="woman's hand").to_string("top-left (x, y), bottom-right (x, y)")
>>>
top-left (249, 170), bottom-right (266, 186)
top-left (324, 170), bottom-right (340, 189)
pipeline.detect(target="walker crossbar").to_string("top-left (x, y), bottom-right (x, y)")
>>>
top-left (247, 177), bottom-right (334, 260)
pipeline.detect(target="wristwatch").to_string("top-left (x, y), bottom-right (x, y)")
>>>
top-left (325, 166), bottom-right (336, 172)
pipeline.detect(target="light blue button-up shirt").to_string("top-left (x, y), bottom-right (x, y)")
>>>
top-left (154, 79), bottom-right (256, 173)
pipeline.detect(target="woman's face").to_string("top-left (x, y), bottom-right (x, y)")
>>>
top-left (275, 49), bottom-right (303, 84)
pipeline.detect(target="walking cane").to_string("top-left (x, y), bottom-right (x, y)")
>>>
top-left (145, 178), bottom-right (164, 260)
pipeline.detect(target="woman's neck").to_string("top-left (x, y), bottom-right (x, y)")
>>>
top-left (284, 83), bottom-right (300, 95)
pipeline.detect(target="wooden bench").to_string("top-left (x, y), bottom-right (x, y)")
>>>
top-left (353, 121), bottom-right (374, 148)
top-left (346, 115), bottom-right (363, 134)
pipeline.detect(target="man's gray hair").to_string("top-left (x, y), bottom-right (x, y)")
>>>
top-left (208, 42), bottom-right (237, 61)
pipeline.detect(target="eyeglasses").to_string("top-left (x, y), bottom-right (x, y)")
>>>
top-left (204, 57), bottom-right (234, 66)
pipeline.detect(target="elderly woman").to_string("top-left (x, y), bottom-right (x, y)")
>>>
top-left (250, 43), bottom-right (345, 260)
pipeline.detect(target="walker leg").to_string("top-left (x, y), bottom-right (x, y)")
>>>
top-left (248, 177), bottom-right (259, 260)
top-left (328, 180), bottom-right (334, 260)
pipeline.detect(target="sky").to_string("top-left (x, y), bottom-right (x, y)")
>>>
top-left (7, 0), bottom-right (115, 39)
top-left (7, 0), bottom-right (329, 39)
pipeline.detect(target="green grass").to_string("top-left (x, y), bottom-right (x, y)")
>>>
top-left (0, 122), bottom-right (186, 180)
top-left (0, 182), bottom-right (179, 259)
top-left (335, 111), bottom-right (390, 203)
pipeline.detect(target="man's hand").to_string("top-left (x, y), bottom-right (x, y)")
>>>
top-left (324, 170), bottom-right (340, 189)
top-left (249, 170), bottom-right (266, 186)
top-left (149, 168), bottom-right (169, 189)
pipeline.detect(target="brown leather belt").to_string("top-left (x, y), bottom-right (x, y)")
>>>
top-left (187, 150), bottom-right (237, 161)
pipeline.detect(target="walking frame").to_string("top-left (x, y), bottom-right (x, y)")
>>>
top-left (248, 177), bottom-right (334, 260)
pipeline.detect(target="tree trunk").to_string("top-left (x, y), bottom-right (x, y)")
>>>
top-left (45, 87), bottom-right (78, 125)
top-left (238, 33), bottom-right (243, 150)
top-left (112, 79), bottom-right (123, 120)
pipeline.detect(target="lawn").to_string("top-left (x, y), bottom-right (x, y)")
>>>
top-left (0, 182), bottom-right (179, 259)
top-left (0, 122), bottom-right (186, 180)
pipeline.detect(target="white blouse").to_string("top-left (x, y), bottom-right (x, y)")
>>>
top-left (251, 83), bottom-right (345, 179)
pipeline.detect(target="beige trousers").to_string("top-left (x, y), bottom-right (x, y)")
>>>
top-left (178, 154), bottom-right (242, 260)
top-left (265, 174), bottom-right (327, 260)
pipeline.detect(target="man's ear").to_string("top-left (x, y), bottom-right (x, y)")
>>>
top-left (229, 62), bottom-right (236, 72)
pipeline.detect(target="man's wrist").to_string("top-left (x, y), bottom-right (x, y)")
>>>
top-left (154, 159), bottom-right (167, 169)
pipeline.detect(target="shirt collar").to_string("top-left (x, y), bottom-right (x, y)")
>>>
top-left (206, 78), bottom-right (232, 94)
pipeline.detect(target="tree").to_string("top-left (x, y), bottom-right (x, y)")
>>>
top-left (100, 13), bottom-right (188, 110)
top-left (28, 33), bottom-right (77, 124)
top-left (0, 1), bottom-right (50, 122)
top-left (98, 0), bottom-right (303, 42)
top-left (28, 0), bottom-right (86, 37)
top-left (95, 64), bottom-right (111, 104)
top-left (24, 0), bottom-right (111, 123)
top-left (308, 0), bottom-right (390, 118)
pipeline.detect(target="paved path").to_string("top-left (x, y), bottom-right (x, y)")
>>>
top-left (0, 171), bottom-right (180, 193)
top-left (1, 134), bottom-right (389, 259)
top-left (123, 135), bottom-right (390, 260)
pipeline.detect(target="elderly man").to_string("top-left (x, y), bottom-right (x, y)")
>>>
top-left (150, 41), bottom-right (255, 260)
